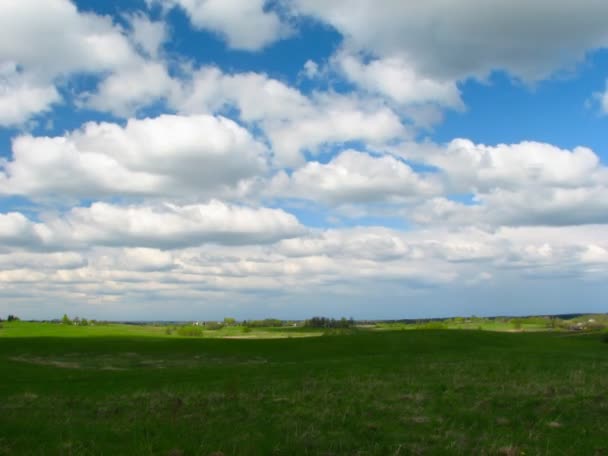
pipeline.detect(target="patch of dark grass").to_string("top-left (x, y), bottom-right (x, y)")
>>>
top-left (1, 331), bottom-right (607, 454)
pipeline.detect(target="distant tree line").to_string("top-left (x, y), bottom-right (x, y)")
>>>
top-left (243, 318), bottom-right (285, 328)
top-left (304, 317), bottom-right (355, 329)
top-left (61, 314), bottom-right (94, 326)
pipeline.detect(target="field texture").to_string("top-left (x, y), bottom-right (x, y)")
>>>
top-left (1, 324), bottom-right (607, 455)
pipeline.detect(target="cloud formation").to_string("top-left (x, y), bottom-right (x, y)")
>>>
top-left (0, 114), bottom-right (267, 199)
top-left (0, 201), bottom-right (304, 250)
top-left (0, 0), bottom-right (606, 319)
top-left (290, 0), bottom-right (608, 81)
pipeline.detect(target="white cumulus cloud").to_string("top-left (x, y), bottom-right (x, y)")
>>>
top-left (0, 114), bottom-right (268, 200)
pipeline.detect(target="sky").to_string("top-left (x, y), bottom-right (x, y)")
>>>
top-left (1, 0), bottom-right (607, 321)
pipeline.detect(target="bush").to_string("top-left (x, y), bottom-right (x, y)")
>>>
top-left (244, 319), bottom-right (284, 328)
top-left (511, 319), bottom-right (523, 330)
top-left (205, 322), bottom-right (224, 330)
top-left (304, 317), bottom-right (355, 329)
top-left (223, 317), bottom-right (237, 326)
top-left (177, 325), bottom-right (203, 337)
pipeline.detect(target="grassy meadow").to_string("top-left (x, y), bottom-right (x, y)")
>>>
top-left (1, 320), bottom-right (607, 455)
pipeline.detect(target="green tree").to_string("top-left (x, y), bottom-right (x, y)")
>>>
top-left (61, 314), bottom-right (72, 325)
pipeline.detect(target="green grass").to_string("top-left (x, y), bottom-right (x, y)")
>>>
top-left (1, 324), bottom-right (607, 455)
top-left (0, 322), bottom-right (322, 339)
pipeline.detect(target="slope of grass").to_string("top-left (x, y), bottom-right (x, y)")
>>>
top-left (1, 327), bottom-right (607, 455)
top-left (0, 322), bottom-right (322, 339)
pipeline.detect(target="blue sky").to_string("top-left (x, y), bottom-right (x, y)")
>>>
top-left (0, 0), bottom-right (607, 320)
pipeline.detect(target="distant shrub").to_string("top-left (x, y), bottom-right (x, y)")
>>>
top-left (588, 322), bottom-right (607, 331)
top-left (61, 314), bottom-right (72, 325)
top-left (323, 327), bottom-right (358, 336)
top-left (601, 332), bottom-right (608, 344)
top-left (165, 327), bottom-right (173, 335)
top-left (205, 322), bottom-right (224, 330)
top-left (242, 326), bottom-right (252, 333)
top-left (177, 325), bottom-right (203, 337)
top-left (7, 315), bottom-right (19, 322)
top-left (223, 317), bottom-right (236, 326)
top-left (511, 319), bottom-right (523, 330)
top-left (304, 317), bottom-right (355, 329)
top-left (244, 319), bottom-right (284, 328)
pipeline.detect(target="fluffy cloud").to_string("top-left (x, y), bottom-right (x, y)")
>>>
top-left (402, 139), bottom-right (608, 227)
top-left (0, 64), bottom-right (60, 126)
top-left (334, 51), bottom-right (462, 108)
top-left (127, 13), bottom-right (168, 58)
top-left (172, 67), bottom-right (407, 165)
top-left (0, 251), bottom-right (86, 270)
top-left (0, 201), bottom-right (304, 250)
top-left (173, 67), bottom-right (310, 121)
top-left (0, 0), bottom-right (172, 123)
top-left (2, 223), bottom-right (607, 318)
top-left (0, 0), bottom-right (134, 77)
top-left (162, 0), bottom-right (286, 50)
top-left (269, 150), bottom-right (440, 205)
top-left (405, 139), bottom-right (605, 193)
top-left (82, 62), bottom-right (175, 117)
top-left (0, 114), bottom-right (267, 200)
top-left (266, 96), bottom-right (405, 166)
top-left (290, 0), bottom-right (608, 81)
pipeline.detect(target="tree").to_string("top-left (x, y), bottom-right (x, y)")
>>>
top-left (223, 317), bottom-right (236, 326)
top-left (7, 315), bottom-right (19, 322)
top-left (61, 314), bottom-right (72, 325)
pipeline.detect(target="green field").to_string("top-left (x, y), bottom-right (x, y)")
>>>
top-left (1, 322), bottom-right (608, 455)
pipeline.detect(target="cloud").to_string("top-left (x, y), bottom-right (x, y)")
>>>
top-left (600, 83), bottom-right (608, 114)
top-left (0, 63), bottom-right (61, 126)
top-left (171, 66), bottom-right (408, 165)
top-left (127, 13), bottom-right (168, 58)
top-left (265, 94), bottom-right (406, 166)
top-left (334, 51), bottom-right (463, 109)
top-left (0, 0), bottom-right (171, 123)
top-left (290, 0), bottom-right (608, 81)
top-left (268, 149), bottom-right (441, 205)
top-left (82, 61), bottom-right (175, 117)
top-left (0, 0), bottom-right (134, 77)
top-left (0, 251), bottom-right (86, 270)
top-left (0, 200), bottom-right (305, 250)
top-left (162, 0), bottom-right (286, 50)
top-left (0, 114), bottom-right (268, 200)
top-left (405, 139), bottom-right (605, 193)
top-left (2, 223), bottom-right (607, 319)
top-left (400, 139), bottom-right (608, 227)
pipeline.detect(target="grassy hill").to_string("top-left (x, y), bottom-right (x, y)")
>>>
top-left (0, 324), bottom-right (607, 454)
